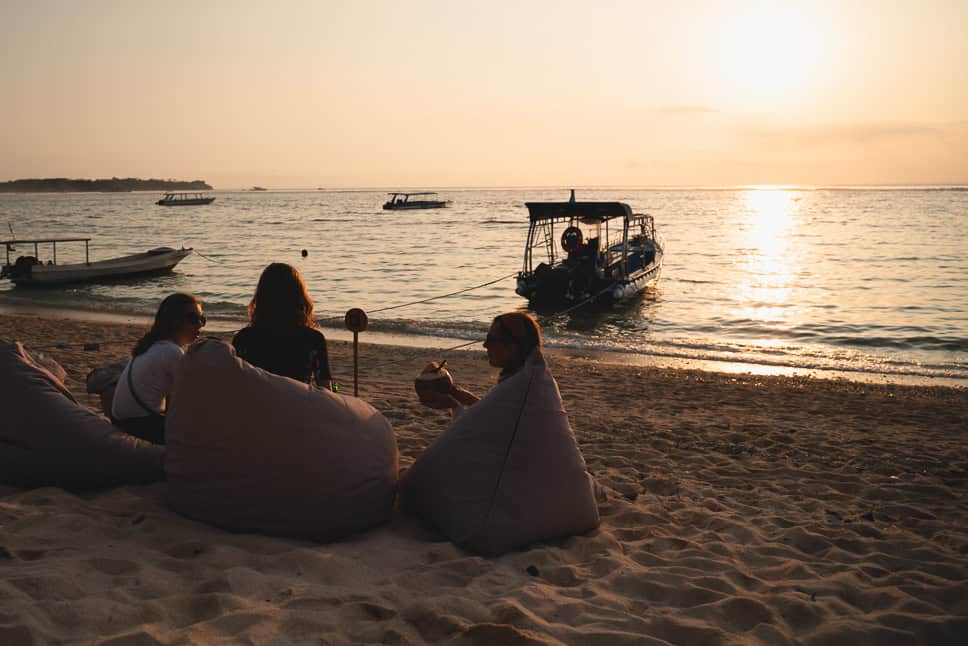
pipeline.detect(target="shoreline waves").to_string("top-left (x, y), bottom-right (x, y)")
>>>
top-left (1, 301), bottom-right (965, 388)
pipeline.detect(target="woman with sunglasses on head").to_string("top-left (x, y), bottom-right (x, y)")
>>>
top-left (418, 312), bottom-right (542, 411)
top-left (232, 263), bottom-right (332, 389)
top-left (112, 293), bottom-right (206, 444)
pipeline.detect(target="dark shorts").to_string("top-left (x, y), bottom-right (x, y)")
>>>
top-left (113, 414), bottom-right (166, 445)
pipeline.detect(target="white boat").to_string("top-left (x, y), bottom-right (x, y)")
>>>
top-left (515, 190), bottom-right (664, 307)
top-left (1, 238), bottom-right (193, 287)
top-left (383, 192), bottom-right (451, 210)
top-left (156, 192), bottom-right (215, 206)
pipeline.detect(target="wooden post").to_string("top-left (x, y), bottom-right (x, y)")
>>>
top-left (353, 331), bottom-right (359, 396)
top-left (343, 308), bottom-right (369, 397)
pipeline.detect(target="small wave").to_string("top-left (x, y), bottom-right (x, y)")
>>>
top-left (311, 313), bottom-right (968, 381)
top-left (824, 335), bottom-right (968, 352)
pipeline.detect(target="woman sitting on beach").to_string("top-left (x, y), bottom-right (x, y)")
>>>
top-left (418, 311), bottom-right (541, 411)
top-left (405, 311), bottom-right (602, 555)
top-left (232, 263), bottom-right (332, 389)
top-left (112, 293), bottom-right (206, 444)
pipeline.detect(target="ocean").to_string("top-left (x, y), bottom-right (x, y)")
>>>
top-left (1, 187), bottom-right (966, 385)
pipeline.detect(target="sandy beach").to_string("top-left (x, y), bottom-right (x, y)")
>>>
top-left (1, 311), bottom-right (966, 645)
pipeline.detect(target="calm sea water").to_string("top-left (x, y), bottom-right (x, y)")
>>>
top-left (1, 188), bottom-right (966, 384)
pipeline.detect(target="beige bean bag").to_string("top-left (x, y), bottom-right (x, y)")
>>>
top-left (400, 350), bottom-right (600, 556)
top-left (0, 342), bottom-right (165, 488)
top-left (165, 338), bottom-right (398, 540)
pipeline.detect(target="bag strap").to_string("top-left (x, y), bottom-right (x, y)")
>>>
top-left (126, 355), bottom-right (159, 417)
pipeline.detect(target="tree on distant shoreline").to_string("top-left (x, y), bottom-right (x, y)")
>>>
top-left (0, 178), bottom-right (213, 193)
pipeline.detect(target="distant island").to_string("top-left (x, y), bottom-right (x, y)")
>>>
top-left (0, 177), bottom-right (213, 193)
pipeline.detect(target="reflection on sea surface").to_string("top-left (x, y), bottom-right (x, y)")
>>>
top-left (733, 189), bottom-right (799, 326)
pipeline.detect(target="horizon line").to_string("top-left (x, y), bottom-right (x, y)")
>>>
top-left (3, 180), bottom-right (968, 193)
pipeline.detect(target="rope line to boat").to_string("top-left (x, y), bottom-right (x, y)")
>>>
top-left (26, 272), bottom-right (606, 367)
top-left (314, 271), bottom-right (518, 322)
top-left (22, 271), bottom-right (519, 351)
top-left (361, 283), bottom-right (616, 371)
top-left (192, 250), bottom-right (221, 263)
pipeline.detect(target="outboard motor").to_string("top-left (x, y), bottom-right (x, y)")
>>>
top-left (1, 255), bottom-right (39, 281)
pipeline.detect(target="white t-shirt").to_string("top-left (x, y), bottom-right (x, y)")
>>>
top-left (112, 340), bottom-right (184, 419)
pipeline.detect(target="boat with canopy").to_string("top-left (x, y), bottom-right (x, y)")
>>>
top-left (515, 190), bottom-right (664, 307)
top-left (156, 192), bottom-right (215, 206)
top-left (382, 192), bottom-right (452, 210)
top-left (1, 238), bottom-right (193, 287)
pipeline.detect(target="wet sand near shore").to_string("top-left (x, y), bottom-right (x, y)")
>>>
top-left (1, 312), bottom-right (966, 644)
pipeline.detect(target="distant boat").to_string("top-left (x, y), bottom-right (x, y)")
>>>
top-left (156, 192), bottom-right (215, 206)
top-left (515, 190), bottom-right (664, 307)
top-left (1, 238), bottom-right (192, 287)
top-left (250, 186), bottom-right (268, 191)
top-left (383, 192), bottom-right (451, 210)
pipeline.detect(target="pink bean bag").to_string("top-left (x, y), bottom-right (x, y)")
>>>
top-left (0, 342), bottom-right (165, 488)
top-left (165, 338), bottom-right (398, 540)
top-left (400, 350), bottom-right (600, 556)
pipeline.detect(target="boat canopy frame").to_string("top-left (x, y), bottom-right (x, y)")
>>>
top-left (386, 192), bottom-right (440, 202)
top-left (2, 238), bottom-right (91, 267)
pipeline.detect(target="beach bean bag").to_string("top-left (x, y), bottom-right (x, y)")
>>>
top-left (400, 350), bottom-right (600, 556)
top-left (164, 338), bottom-right (398, 540)
top-left (0, 342), bottom-right (165, 488)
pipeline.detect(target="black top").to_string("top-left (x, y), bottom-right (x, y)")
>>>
top-left (232, 326), bottom-right (332, 386)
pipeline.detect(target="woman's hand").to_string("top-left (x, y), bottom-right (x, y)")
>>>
top-left (450, 385), bottom-right (480, 406)
top-left (419, 391), bottom-right (462, 410)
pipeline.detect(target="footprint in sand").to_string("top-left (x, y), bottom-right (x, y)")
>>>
top-left (89, 557), bottom-right (139, 576)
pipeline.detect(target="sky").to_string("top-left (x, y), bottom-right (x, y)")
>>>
top-left (1, 0), bottom-right (966, 188)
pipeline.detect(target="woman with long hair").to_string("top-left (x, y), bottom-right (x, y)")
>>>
top-left (418, 311), bottom-right (542, 410)
top-left (232, 263), bottom-right (332, 388)
top-left (112, 292), bottom-right (206, 443)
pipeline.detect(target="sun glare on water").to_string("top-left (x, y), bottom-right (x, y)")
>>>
top-left (734, 189), bottom-right (801, 323)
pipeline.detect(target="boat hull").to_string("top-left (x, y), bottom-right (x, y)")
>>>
top-left (157, 198), bottom-right (215, 206)
top-left (517, 257), bottom-right (662, 308)
top-left (7, 248), bottom-right (193, 287)
top-left (382, 201), bottom-right (450, 210)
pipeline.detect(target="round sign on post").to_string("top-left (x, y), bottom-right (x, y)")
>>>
top-left (344, 308), bottom-right (368, 396)
top-left (344, 308), bottom-right (368, 332)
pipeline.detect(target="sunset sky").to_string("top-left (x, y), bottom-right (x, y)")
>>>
top-left (2, 0), bottom-right (966, 188)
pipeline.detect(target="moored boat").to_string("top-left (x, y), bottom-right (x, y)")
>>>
top-left (515, 191), bottom-right (664, 307)
top-left (383, 192), bottom-right (451, 210)
top-left (1, 238), bottom-right (193, 287)
top-left (156, 192), bottom-right (215, 206)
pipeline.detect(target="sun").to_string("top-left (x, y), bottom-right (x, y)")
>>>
top-left (721, 13), bottom-right (820, 105)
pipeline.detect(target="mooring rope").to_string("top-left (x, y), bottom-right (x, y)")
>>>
top-left (363, 283), bottom-right (615, 371)
top-left (192, 249), bottom-right (222, 263)
top-left (23, 271), bottom-right (518, 351)
top-left (314, 271), bottom-right (518, 323)
top-left (366, 272), bottom-right (518, 314)
top-left (25, 270), bottom-right (608, 373)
